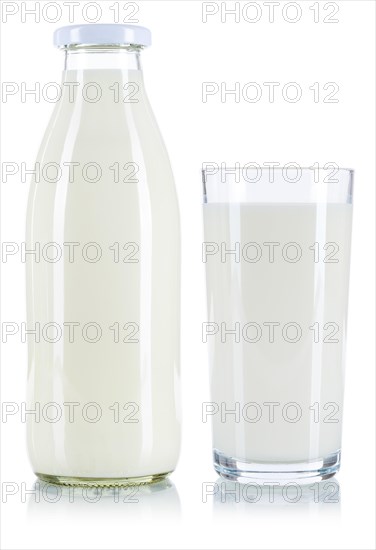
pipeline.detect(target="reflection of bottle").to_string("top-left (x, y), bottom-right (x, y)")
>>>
top-left (27, 479), bottom-right (181, 521)
top-left (26, 25), bottom-right (180, 486)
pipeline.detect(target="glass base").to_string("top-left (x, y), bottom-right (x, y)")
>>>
top-left (213, 449), bottom-right (340, 484)
top-left (36, 471), bottom-right (171, 488)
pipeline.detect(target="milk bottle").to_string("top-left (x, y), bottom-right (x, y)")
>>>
top-left (26, 24), bottom-right (180, 486)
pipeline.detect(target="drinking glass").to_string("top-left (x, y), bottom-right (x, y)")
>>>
top-left (202, 165), bottom-right (353, 483)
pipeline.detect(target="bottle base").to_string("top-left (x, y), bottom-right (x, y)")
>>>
top-left (35, 471), bottom-right (172, 488)
top-left (213, 449), bottom-right (340, 485)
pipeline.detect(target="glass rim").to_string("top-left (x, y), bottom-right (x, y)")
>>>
top-left (61, 44), bottom-right (143, 51)
top-left (202, 166), bottom-right (354, 204)
top-left (202, 166), bottom-right (354, 175)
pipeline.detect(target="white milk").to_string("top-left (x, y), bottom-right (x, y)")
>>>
top-left (26, 69), bottom-right (180, 480)
top-left (203, 203), bottom-right (352, 463)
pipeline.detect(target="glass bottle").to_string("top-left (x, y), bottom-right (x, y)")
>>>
top-left (26, 24), bottom-right (180, 486)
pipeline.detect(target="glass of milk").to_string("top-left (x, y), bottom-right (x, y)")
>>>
top-left (202, 165), bottom-right (353, 483)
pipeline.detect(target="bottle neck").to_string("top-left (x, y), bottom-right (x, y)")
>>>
top-left (63, 45), bottom-right (143, 71)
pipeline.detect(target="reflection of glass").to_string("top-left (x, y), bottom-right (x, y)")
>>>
top-left (211, 478), bottom-right (341, 517)
top-left (202, 167), bottom-right (353, 483)
top-left (27, 478), bottom-right (181, 519)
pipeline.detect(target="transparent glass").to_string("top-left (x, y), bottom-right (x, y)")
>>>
top-left (63, 44), bottom-right (143, 70)
top-left (202, 166), bottom-right (353, 483)
top-left (26, 44), bottom-right (180, 487)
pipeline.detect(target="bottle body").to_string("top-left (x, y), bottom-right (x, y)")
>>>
top-left (26, 55), bottom-right (180, 483)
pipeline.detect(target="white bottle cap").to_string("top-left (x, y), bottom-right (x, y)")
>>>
top-left (53, 24), bottom-right (151, 48)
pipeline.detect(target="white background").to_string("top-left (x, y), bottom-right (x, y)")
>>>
top-left (1, 1), bottom-right (375, 549)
